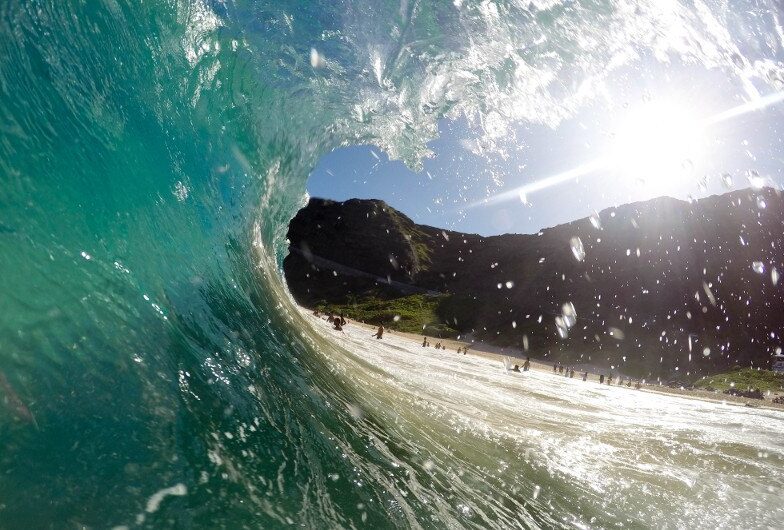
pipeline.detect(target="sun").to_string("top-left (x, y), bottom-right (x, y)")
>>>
top-left (608, 100), bottom-right (705, 190)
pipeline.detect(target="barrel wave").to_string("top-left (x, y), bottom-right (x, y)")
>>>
top-left (1, 1), bottom-right (783, 528)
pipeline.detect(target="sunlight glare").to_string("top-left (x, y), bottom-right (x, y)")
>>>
top-left (609, 101), bottom-right (705, 188)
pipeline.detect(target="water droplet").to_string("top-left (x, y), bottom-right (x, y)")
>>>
top-left (721, 173), bottom-right (733, 189)
top-left (589, 213), bottom-right (602, 230)
top-left (555, 303), bottom-right (576, 338)
top-left (173, 181), bottom-right (189, 201)
top-left (703, 347), bottom-right (711, 357)
top-left (746, 170), bottom-right (764, 189)
top-left (505, 281), bottom-right (514, 289)
top-left (752, 261), bottom-right (765, 274)
top-left (519, 191), bottom-right (528, 205)
top-left (393, 315), bottom-right (401, 322)
top-left (532, 485), bottom-right (541, 500)
top-left (555, 317), bottom-right (568, 338)
top-left (702, 282), bottom-right (716, 306)
top-left (347, 404), bottom-right (363, 420)
top-left (570, 236), bottom-right (585, 262)
top-left (309, 48), bottom-right (325, 68)
top-left (772, 267), bottom-right (779, 286)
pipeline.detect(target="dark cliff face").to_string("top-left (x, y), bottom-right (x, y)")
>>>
top-left (284, 189), bottom-right (784, 378)
top-left (285, 198), bottom-right (425, 282)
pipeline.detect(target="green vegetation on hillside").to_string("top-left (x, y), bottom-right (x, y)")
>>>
top-left (693, 368), bottom-right (784, 393)
top-left (315, 294), bottom-right (459, 337)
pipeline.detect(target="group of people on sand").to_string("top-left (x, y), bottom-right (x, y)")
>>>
top-left (325, 312), bottom-right (347, 331)
top-left (313, 309), bottom-right (386, 338)
top-left (421, 337), bottom-right (469, 355)
top-left (549, 361), bottom-right (642, 388)
top-left (552, 362), bottom-right (582, 380)
top-left (313, 310), bottom-right (348, 331)
top-left (598, 373), bottom-right (642, 389)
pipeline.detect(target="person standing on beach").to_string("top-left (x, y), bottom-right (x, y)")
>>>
top-left (582, 371), bottom-right (588, 381)
top-left (422, 337), bottom-right (427, 347)
top-left (523, 357), bottom-right (530, 371)
top-left (599, 374), bottom-right (605, 384)
top-left (553, 363), bottom-right (557, 373)
top-left (375, 325), bottom-right (384, 339)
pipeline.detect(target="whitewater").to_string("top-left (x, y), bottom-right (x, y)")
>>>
top-left (2, 0), bottom-right (784, 528)
top-left (302, 312), bottom-right (784, 528)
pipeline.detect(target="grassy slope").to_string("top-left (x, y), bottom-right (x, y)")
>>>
top-left (693, 368), bottom-right (784, 392)
top-left (315, 294), bottom-right (459, 338)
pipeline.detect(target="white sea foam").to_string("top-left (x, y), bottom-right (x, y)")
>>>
top-left (303, 309), bottom-right (784, 527)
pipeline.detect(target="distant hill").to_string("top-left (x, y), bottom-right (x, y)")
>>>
top-left (284, 189), bottom-right (784, 379)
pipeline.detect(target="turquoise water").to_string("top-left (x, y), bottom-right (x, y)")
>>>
top-left (1, 1), bottom-right (783, 528)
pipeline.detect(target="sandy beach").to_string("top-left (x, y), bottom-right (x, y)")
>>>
top-left (313, 311), bottom-right (784, 411)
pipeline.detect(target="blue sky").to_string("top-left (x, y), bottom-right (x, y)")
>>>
top-left (308, 60), bottom-right (784, 236)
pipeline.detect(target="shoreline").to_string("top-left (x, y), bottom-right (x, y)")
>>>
top-left (310, 310), bottom-right (784, 412)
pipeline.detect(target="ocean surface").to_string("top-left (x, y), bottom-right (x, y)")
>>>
top-left (1, 1), bottom-right (783, 528)
top-left (306, 313), bottom-right (784, 528)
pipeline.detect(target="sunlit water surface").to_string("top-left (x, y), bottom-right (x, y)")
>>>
top-left (305, 312), bottom-right (784, 528)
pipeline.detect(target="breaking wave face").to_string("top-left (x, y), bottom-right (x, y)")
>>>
top-left (1, 0), bottom-right (783, 527)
